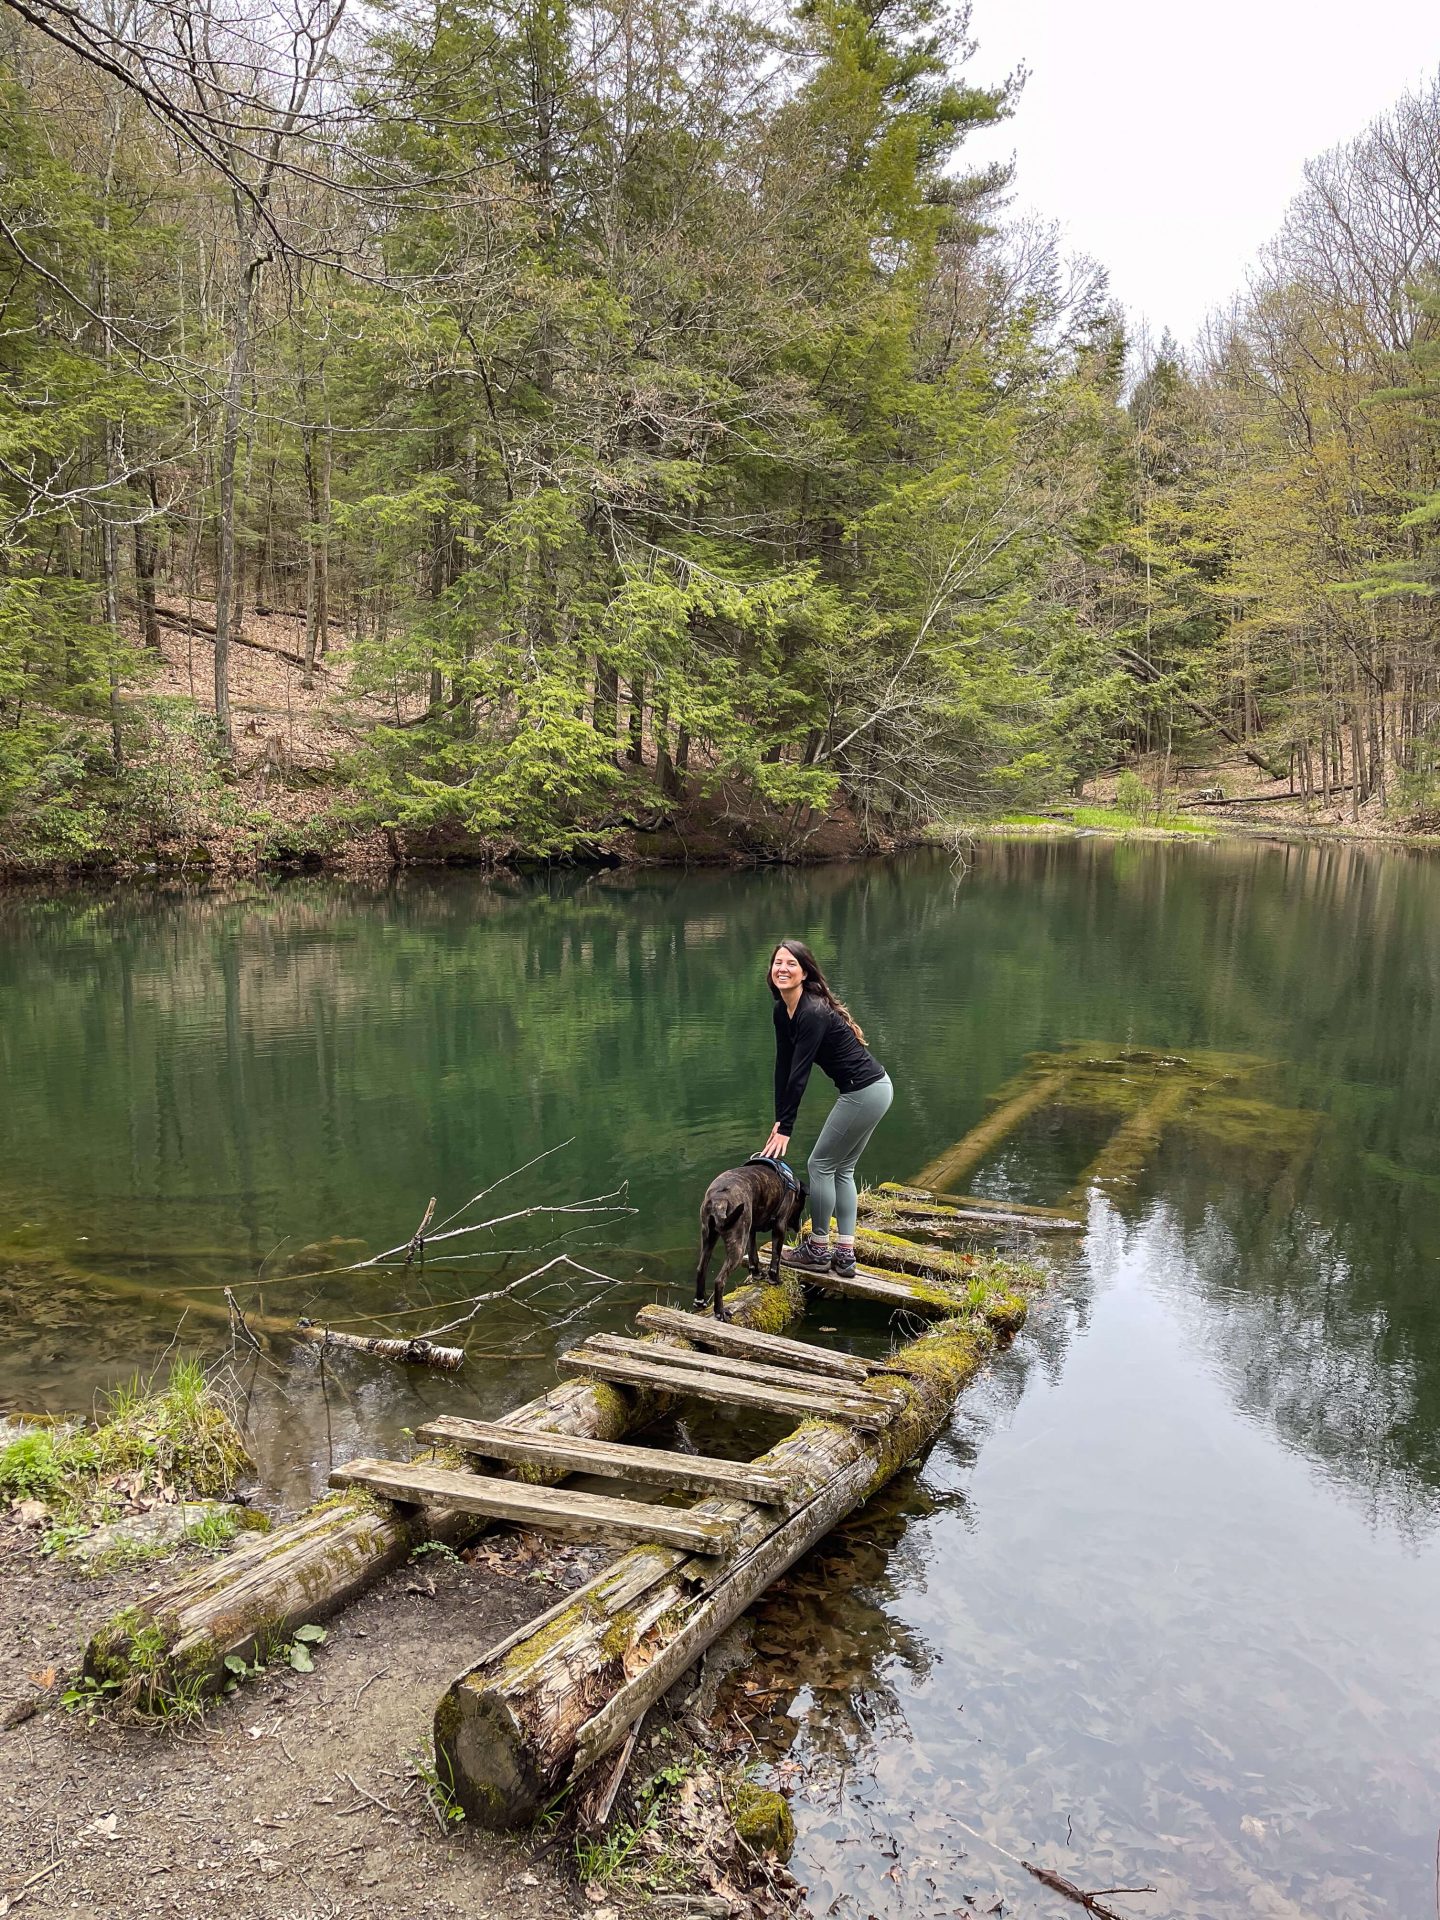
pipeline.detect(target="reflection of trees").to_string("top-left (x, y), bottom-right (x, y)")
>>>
top-left (1125, 1137), bottom-right (1440, 1527)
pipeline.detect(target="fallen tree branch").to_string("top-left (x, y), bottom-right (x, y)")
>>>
top-left (1023, 1861), bottom-right (1158, 1918)
top-left (340, 1186), bottom-right (634, 1273)
top-left (152, 605), bottom-right (326, 674)
top-left (295, 1324), bottom-right (464, 1370)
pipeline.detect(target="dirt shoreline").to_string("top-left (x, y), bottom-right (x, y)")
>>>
top-left (2, 1513), bottom-right (788, 1920)
top-left (0, 1523), bottom-right (597, 1918)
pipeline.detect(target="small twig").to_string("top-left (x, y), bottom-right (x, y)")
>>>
top-left (1022, 1860), bottom-right (1157, 1917)
top-left (224, 1288), bottom-right (263, 1353)
top-left (2, 1856), bottom-right (64, 1906)
top-left (335, 1769), bottom-right (397, 1815)
top-left (352, 1671), bottom-right (387, 1710)
top-left (403, 1197), bottom-right (437, 1268)
top-left (942, 1813), bottom-right (1156, 1920)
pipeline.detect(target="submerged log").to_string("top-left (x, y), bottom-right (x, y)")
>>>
top-left (912, 1069), bottom-right (1071, 1193)
top-left (1064, 1077), bottom-right (1195, 1205)
top-left (81, 1273), bottom-right (806, 1700)
top-left (434, 1299), bottom-right (1031, 1828)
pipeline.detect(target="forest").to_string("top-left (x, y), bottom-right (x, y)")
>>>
top-left (1, 0), bottom-right (1439, 869)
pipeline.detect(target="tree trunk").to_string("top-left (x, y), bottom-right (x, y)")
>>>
top-left (302, 425), bottom-right (331, 690)
top-left (593, 659), bottom-right (619, 757)
top-left (655, 701), bottom-right (675, 796)
top-left (214, 228), bottom-right (262, 758)
top-left (134, 476), bottom-right (162, 650)
top-left (436, 1313), bottom-right (1017, 1827)
top-left (627, 672), bottom-right (645, 765)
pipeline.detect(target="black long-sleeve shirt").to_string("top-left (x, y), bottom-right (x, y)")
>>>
top-left (773, 993), bottom-right (885, 1135)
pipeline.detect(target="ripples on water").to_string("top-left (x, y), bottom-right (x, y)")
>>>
top-left (3, 838), bottom-right (1440, 1915)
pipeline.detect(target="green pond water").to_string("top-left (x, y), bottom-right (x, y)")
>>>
top-left (2, 837), bottom-right (1439, 1917)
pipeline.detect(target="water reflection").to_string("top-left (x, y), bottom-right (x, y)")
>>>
top-left (5, 839), bottom-right (1440, 1910)
top-left (731, 1219), bottom-right (1440, 1918)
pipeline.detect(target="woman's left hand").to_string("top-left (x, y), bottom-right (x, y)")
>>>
top-left (760, 1129), bottom-right (790, 1160)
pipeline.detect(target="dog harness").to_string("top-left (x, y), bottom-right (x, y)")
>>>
top-left (746, 1154), bottom-right (800, 1194)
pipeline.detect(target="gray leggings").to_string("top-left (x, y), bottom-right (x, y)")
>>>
top-left (808, 1074), bottom-right (894, 1239)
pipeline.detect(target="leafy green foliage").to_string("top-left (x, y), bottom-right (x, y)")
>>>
top-left (0, 0), bottom-right (1142, 865)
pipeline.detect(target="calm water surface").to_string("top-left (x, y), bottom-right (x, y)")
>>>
top-left (3, 838), bottom-right (1439, 1917)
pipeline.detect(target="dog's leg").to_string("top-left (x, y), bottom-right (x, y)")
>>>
top-left (746, 1222), bottom-right (761, 1283)
top-left (694, 1219), bottom-right (718, 1310)
top-left (767, 1223), bottom-right (783, 1282)
top-left (713, 1257), bottom-right (734, 1321)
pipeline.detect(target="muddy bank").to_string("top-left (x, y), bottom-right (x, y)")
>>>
top-left (0, 1521), bottom-right (599, 1918)
top-left (1, 1513), bottom-right (797, 1919)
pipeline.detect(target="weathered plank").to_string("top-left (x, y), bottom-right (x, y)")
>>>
top-left (558, 1347), bottom-right (895, 1431)
top-left (804, 1263), bottom-right (967, 1318)
top-left (851, 1227), bottom-right (984, 1283)
top-left (876, 1182), bottom-right (1081, 1223)
top-left (436, 1315), bottom-right (1009, 1827)
top-left (864, 1192), bottom-right (1082, 1233)
top-left (416, 1416), bottom-right (794, 1508)
top-left (582, 1332), bottom-right (903, 1405)
top-left (328, 1457), bottom-right (736, 1554)
top-left (634, 1306), bottom-right (873, 1381)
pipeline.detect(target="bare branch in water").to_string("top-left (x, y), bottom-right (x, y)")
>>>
top-left (343, 1186), bottom-right (633, 1272)
top-left (403, 1197), bottom-right (437, 1268)
top-left (431, 1139), bottom-right (577, 1235)
top-left (418, 1255), bottom-right (625, 1337)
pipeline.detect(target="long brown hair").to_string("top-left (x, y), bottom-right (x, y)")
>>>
top-left (767, 939), bottom-right (866, 1044)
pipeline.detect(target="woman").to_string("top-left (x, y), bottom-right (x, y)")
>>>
top-left (760, 939), bottom-right (893, 1279)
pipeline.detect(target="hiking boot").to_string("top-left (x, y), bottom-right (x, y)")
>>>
top-left (781, 1236), bottom-right (833, 1273)
top-left (830, 1247), bottom-right (858, 1279)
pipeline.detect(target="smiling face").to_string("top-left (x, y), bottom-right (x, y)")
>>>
top-left (769, 945), bottom-right (805, 995)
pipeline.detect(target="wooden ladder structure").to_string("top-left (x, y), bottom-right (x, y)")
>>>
top-left (330, 1313), bottom-right (911, 1551)
top-left (329, 1184), bottom-right (1073, 1552)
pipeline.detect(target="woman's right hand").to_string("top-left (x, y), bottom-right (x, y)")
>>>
top-left (760, 1128), bottom-right (790, 1160)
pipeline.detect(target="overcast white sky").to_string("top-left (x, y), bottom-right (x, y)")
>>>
top-left (964, 0), bottom-right (1438, 347)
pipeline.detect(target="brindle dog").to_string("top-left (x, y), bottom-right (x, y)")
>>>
top-left (693, 1160), bottom-right (808, 1319)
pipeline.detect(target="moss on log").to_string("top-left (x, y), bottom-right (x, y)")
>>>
top-left (81, 1273), bottom-right (806, 1702)
top-left (435, 1268), bottom-right (1040, 1828)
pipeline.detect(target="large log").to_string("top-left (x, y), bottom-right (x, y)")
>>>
top-left (434, 1296), bottom-right (1031, 1829)
top-left (911, 1069), bottom-right (1071, 1193)
top-left (875, 1183), bottom-right (1081, 1223)
top-left (83, 1273), bottom-right (806, 1700)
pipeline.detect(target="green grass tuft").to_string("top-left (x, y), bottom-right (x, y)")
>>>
top-left (0, 1359), bottom-right (251, 1529)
